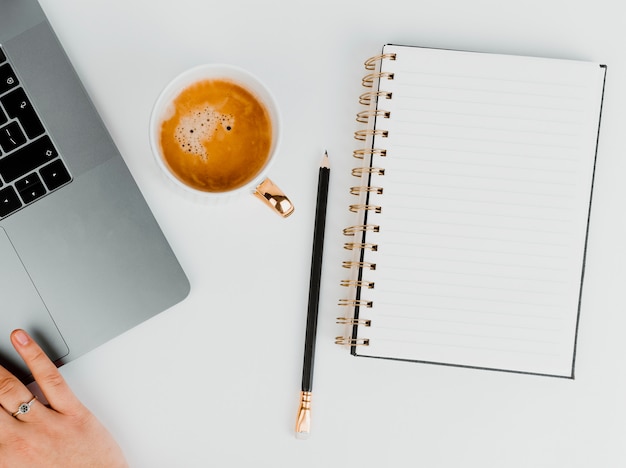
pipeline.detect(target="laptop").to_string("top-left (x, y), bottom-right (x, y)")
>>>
top-left (0, 0), bottom-right (190, 382)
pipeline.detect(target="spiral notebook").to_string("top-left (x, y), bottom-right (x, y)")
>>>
top-left (336, 44), bottom-right (606, 378)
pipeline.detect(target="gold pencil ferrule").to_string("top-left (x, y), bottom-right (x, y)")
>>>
top-left (295, 391), bottom-right (312, 438)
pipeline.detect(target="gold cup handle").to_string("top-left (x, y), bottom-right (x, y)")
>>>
top-left (254, 177), bottom-right (295, 218)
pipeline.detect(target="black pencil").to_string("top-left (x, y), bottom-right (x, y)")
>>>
top-left (295, 151), bottom-right (330, 439)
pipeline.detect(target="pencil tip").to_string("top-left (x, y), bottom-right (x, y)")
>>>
top-left (321, 151), bottom-right (330, 168)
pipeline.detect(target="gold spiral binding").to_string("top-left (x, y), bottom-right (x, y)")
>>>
top-left (337, 53), bottom-right (396, 351)
top-left (336, 317), bottom-right (372, 326)
top-left (364, 52), bottom-right (397, 70)
top-left (343, 224), bottom-right (380, 236)
top-left (356, 109), bottom-right (390, 124)
top-left (352, 167), bottom-right (385, 177)
top-left (335, 336), bottom-right (370, 346)
top-left (342, 261), bottom-right (376, 271)
top-left (354, 129), bottom-right (388, 141)
top-left (343, 242), bottom-right (378, 251)
top-left (340, 279), bottom-right (375, 289)
top-left (350, 186), bottom-right (383, 195)
top-left (362, 71), bottom-right (394, 88)
top-left (349, 204), bottom-right (382, 213)
top-left (338, 299), bottom-right (373, 308)
top-left (359, 90), bottom-right (393, 106)
top-left (353, 148), bottom-right (387, 159)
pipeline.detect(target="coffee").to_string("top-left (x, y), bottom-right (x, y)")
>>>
top-left (158, 79), bottom-right (273, 192)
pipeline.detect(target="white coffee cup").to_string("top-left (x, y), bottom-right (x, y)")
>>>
top-left (149, 64), bottom-right (294, 217)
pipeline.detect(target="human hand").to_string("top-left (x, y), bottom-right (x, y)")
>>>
top-left (0, 329), bottom-right (128, 467)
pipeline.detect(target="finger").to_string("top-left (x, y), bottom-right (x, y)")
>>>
top-left (0, 402), bottom-right (20, 433)
top-left (0, 361), bottom-right (43, 422)
top-left (10, 329), bottom-right (82, 415)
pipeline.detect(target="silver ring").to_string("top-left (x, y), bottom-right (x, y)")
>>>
top-left (12, 396), bottom-right (37, 417)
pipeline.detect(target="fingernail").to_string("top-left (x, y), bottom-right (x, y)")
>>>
top-left (13, 329), bottom-right (30, 346)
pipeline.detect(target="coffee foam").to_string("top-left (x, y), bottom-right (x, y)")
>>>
top-left (157, 78), bottom-right (273, 193)
top-left (174, 106), bottom-right (235, 159)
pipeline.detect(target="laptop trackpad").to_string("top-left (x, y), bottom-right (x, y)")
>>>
top-left (0, 227), bottom-right (68, 381)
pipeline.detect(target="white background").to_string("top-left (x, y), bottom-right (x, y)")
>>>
top-left (33, 0), bottom-right (625, 466)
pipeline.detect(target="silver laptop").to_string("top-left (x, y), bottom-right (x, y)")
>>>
top-left (0, 0), bottom-right (190, 382)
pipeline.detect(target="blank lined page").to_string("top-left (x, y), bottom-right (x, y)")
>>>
top-left (354, 45), bottom-right (605, 377)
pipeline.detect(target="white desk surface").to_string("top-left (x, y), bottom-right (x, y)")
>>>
top-left (34, 0), bottom-right (625, 466)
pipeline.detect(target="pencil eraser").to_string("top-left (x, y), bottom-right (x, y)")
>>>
top-left (295, 430), bottom-right (310, 440)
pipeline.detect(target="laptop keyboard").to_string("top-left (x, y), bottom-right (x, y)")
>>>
top-left (0, 46), bottom-right (72, 219)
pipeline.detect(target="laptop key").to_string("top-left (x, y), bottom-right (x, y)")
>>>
top-left (15, 172), bottom-right (46, 204)
top-left (0, 135), bottom-right (58, 183)
top-left (0, 63), bottom-right (19, 95)
top-left (0, 48), bottom-right (5, 63)
top-left (0, 121), bottom-right (27, 153)
top-left (0, 185), bottom-right (22, 217)
top-left (40, 159), bottom-right (71, 190)
top-left (0, 106), bottom-right (7, 126)
top-left (15, 172), bottom-right (42, 192)
top-left (0, 88), bottom-right (45, 139)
